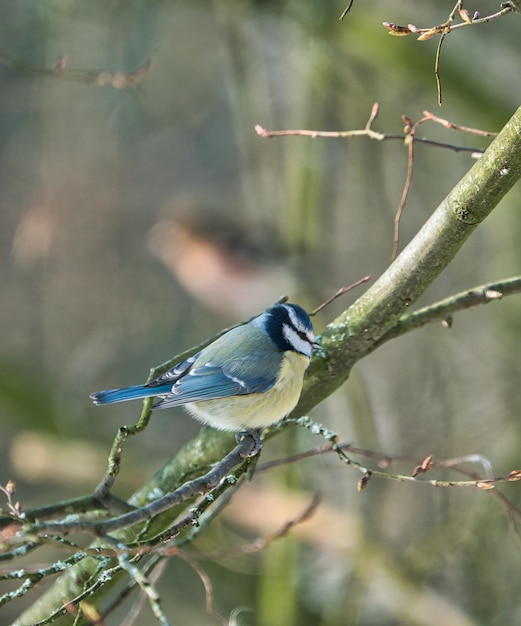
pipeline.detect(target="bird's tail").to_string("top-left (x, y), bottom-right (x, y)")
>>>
top-left (90, 384), bottom-right (171, 405)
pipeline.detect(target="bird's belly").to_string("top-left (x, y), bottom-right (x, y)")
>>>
top-left (184, 352), bottom-right (309, 431)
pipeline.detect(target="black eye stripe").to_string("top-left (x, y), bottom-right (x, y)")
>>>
top-left (287, 324), bottom-right (314, 345)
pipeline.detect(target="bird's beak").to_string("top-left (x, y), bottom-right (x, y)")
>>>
top-left (312, 339), bottom-right (322, 351)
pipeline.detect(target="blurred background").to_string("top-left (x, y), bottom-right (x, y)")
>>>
top-left (1, 1), bottom-right (521, 624)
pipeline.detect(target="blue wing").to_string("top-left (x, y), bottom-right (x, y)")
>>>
top-left (152, 353), bottom-right (281, 409)
top-left (91, 323), bottom-right (282, 409)
top-left (90, 349), bottom-right (281, 408)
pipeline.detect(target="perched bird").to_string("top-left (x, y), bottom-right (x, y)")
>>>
top-left (90, 303), bottom-right (320, 432)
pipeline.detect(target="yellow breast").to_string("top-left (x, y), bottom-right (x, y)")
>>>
top-left (185, 351), bottom-right (310, 431)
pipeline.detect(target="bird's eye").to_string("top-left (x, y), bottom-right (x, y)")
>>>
top-left (297, 329), bottom-right (312, 343)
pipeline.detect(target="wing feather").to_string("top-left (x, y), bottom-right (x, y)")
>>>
top-left (152, 352), bottom-right (281, 409)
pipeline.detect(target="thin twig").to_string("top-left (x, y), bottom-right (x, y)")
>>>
top-left (382, 1), bottom-right (514, 102)
top-left (289, 416), bottom-right (521, 490)
top-left (114, 548), bottom-right (170, 626)
top-left (261, 102), bottom-right (490, 261)
top-left (190, 494), bottom-right (321, 560)
top-left (390, 107), bottom-right (496, 259)
top-left (255, 123), bottom-right (484, 154)
top-left (177, 551), bottom-right (228, 624)
top-left (392, 116), bottom-right (416, 261)
top-left (423, 111), bottom-right (497, 136)
top-left (120, 558), bottom-right (168, 626)
top-left (0, 50), bottom-right (155, 89)
top-left (339, 0), bottom-right (355, 20)
top-left (383, 2), bottom-right (513, 39)
top-left (435, 32), bottom-right (446, 105)
top-left (311, 276), bottom-right (371, 316)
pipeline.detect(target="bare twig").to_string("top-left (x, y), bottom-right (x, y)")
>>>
top-left (257, 439), bottom-right (521, 545)
top-left (383, 2), bottom-right (513, 39)
top-left (191, 494), bottom-right (321, 560)
top-left (0, 50), bottom-right (155, 89)
top-left (382, 1), bottom-right (515, 102)
top-left (392, 115), bottom-right (416, 260)
top-left (390, 108), bottom-right (496, 259)
top-left (257, 103), bottom-right (496, 260)
top-left (423, 111), bottom-right (497, 137)
top-left (434, 32), bottom-right (446, 105)
top-left (113, 547), bottom-right (170, 626)
top-left (339, 0), bottom-right (356, 20)
top-left (177, 551), bottom-right (228, 624)
top-left (255, 101), bottom-right (487, 156)
top-left (311, 276), bottom-right (371, 316)
top-left (288, 416), bottom-right (521, 490)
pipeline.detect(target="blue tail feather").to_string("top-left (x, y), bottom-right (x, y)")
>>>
top-left (90, 383), bottom-right (172, 405)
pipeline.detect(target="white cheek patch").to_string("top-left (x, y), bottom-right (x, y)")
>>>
top-left (283, 324), bottom-right (312, 357)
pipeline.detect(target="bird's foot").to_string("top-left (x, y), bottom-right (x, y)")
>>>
top-left (235, 428), bottom-right (264, 456)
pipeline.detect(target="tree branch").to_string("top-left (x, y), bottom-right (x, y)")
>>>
top-left (299, 104), bottom-right (521, 414)
top-left (376, 276), bottom-right (521, 346)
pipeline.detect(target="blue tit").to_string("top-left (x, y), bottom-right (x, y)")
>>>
top-left (90, 303), bottom-right (320, 432)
